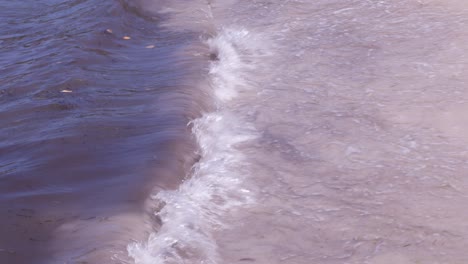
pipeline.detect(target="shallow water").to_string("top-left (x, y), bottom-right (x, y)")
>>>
top-left (2, 0), bottom-right (468, 263)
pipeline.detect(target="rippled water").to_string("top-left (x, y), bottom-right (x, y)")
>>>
top-left (1, 1), bottom-right (210, 262)
top-left (2, 0), bottom-right (468, 263)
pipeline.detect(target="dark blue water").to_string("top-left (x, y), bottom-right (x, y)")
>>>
top-left (0, 0), bottom-right (211, 262)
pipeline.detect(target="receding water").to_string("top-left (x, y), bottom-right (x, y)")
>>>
top-left (2, 0), bottom-right (468, 263)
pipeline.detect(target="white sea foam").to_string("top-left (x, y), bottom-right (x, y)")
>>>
top-left (208, 28), bottom-right (251, 102)
top-left (127, 28), bottom-right (266, 264)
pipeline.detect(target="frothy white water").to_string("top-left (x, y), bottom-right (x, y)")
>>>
top-left (207, 28), bottom-right (268, 102)
top-left (127, 28), bottom-right (267, 264)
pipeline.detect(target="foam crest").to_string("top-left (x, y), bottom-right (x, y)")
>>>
top-left (207, 28), bottom-right (268, 102)
top-left (128, 28), bottom-right (266, 264)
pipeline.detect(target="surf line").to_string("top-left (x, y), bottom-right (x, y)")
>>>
top-left (128, 28), bottom-right (265, 264)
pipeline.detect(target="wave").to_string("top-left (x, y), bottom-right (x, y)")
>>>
top-left (127, 27), bottom-right (268, 264)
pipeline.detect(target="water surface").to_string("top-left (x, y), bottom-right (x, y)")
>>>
top-left (2, 0), bottom-right (468, 263)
